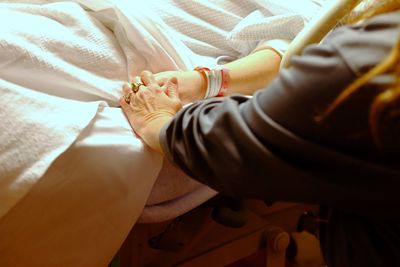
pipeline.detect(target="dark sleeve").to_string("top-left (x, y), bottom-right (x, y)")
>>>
top-left (160, 40), bottom-right (355, 202)
top-left (160, 15), bottom-right (400, 217)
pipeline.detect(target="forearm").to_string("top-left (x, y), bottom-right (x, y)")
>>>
top-left (159, 94), bottom-right (305, 199)
top-left (223, 48), bottom-right (281, 95)
top-left (157, 48), bottom-right (281, 105)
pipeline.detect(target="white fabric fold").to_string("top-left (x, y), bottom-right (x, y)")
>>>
top-left (0, 1), bottom-right (332, 265)
top-left (0, 0), bottom-right (328, 223)
top-left (0, 0), bottom-right (198, 219)
top-left (0, 79), bottom-right (104, 218)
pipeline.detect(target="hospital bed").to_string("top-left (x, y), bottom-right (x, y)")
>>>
top-left (117, 0), bottom-right (362, 266)
top-left (0, 0), bottom-right (360, 266)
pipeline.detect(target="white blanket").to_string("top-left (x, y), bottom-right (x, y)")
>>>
top-left (0, 0), bottom-right (322, 220)
top-left (0, 0), bottom-right (198, 219)
top-left (0, 1), bottom-right (330, 265)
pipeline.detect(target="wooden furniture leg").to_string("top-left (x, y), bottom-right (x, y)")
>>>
top-left (264, 227), bottom-right (290, 267)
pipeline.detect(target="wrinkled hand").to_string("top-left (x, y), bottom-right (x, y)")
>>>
top-left (120, 70), bottom-right (182, 153)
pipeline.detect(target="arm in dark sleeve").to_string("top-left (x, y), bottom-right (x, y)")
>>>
top-left (160, 20), bottom-right (400, 217)
top-left (160, 40), bottom-right (350, 198)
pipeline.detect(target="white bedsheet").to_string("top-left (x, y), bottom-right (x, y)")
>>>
top-left (0, 0), bottom-right (200, 219)
top-left (0, 0), bottom-right (323, 219)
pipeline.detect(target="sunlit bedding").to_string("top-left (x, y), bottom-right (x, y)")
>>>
top-left (0, 0), bottom-right (328, 265)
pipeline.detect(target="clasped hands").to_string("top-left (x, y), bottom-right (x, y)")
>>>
top-left (120, 70), bottom-right (184, 154)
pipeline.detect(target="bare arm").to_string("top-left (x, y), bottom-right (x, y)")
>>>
top-left (223, 47), bottom-right (281, 95)
top-left (154, 47), bottom-right (281, 104)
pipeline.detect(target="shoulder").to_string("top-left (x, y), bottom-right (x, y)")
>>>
top-left (324, 10), bottom-right (400, 76)
top-left (253, 11), bottom-right (399, 149)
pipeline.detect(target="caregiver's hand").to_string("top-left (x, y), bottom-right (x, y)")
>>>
top-left (120, 70), bottom-right (182, 154)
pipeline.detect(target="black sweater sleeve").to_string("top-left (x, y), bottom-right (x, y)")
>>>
top-left (160, 12), bottom-right (400, 219)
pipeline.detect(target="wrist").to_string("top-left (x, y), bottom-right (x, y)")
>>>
top-left (189, 70), bottom-right (207, 100)
top-left (194, 67), bottom-right (230, 98)
top-left (140, 114), bottom-right (173, 154)
top-left (175, 71), bottom-right (207, 104)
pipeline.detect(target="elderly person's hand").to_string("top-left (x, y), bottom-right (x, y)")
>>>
top-left (120, 71), bottom-right (182, 154)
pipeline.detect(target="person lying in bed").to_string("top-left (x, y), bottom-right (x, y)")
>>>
top-left (120, 1), bottom-right (400, 266)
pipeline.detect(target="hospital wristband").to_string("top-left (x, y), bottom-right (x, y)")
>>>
top-left (194, 67), bottom-right (230, 98)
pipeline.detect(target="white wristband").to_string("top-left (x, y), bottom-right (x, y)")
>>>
top-left (195, 67), bottom-right (229, 99)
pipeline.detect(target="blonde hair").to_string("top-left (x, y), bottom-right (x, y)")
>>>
top-left (341, 0), bottom-right (400, 24)
top-left (315, 0), bottom-right (400, 155)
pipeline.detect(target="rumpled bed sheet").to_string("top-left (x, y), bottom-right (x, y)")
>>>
top-left (0, 0), bottom-right (325, 266)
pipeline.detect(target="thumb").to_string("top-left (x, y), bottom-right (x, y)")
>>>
top-left (166, 77), bottom-right (179, 99)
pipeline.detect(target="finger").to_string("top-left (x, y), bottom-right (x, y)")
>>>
top-left (120, 83), bottom-right (132, 107)
top-left (130, 76), bottom-right (141, 84)
top-left (156, 76), bottom-right (168, 87)
top-left (154, 72), bottom-right (170, 87)
top-left (122, 83), bottom-right (131, 95)
top-left (139, 91), bottom-right (154, 112)
top-left (119, 96), bottom-right (133, 115)
top-left (120, 84), bottom-right (136, 112)
top-left (135, 84), bottom-right (148, 95)
top-left (141, 70), bottom-right (157, 87)
top-left (166, 77), bottom-right (179, 99)
top-left (136, 88), bottom-right (150, 103)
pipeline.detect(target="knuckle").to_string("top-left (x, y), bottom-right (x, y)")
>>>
top-left (172, 100), bottom-right (182, 110)
top-left (141, 70), bottom-right (151, 77)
